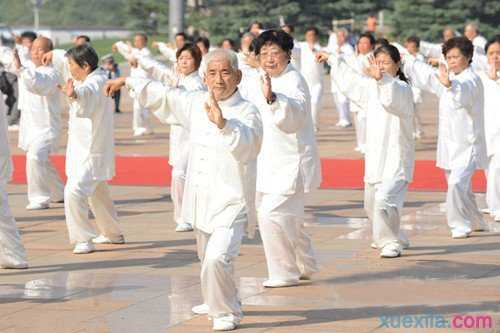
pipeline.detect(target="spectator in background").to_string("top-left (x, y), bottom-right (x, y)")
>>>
top-left (102, 55), bottom-right (121, 113)
top-left (221, 38), bottom-right (237, 52)
top-left (74, 35), bottom-right (91, 46)
top-left (195, 36), bottom-right (210, 55)
top-left (249, 21), bottom-right (264, 36)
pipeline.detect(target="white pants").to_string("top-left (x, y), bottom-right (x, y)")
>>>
top-left (26, 141), bottom-right (64, 205)
top-left (413, 103), bottom-right (423, 134)
top-left (64, 176), bottom-right (122, 244)
top-left (364, 179), bottom-right (409, 249)
top-left (132, 98), bottom-right (152, 133)
top-left (485, 154), bottom-right (500, 218)
top-left (0, 182), bottom-right (27, 267)
top-left (332, 91), bottom-right (351, 124)
top-left (444, 159), bottom-right (484, 234)
top-left (196, 221), bottom-right (245, 319)
top-left (308, 82), bottom-right (323, 129)
top-left (353, 111), bottom-right (366, 150)
top-left (171, 167), bottom-right (188, 226)
top-left (257, 190), bottom-right (318, 282)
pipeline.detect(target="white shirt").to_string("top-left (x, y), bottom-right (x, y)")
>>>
top-left (242, 65), bottom-right (322, 195)
top-left (0, 91), bottom-right (12, 185)
top-left (115, 41), bottom-right (152, 79)
top-left (126, 78), bottom-right (262, 235)
top-left (328, 54), bottom-right (415, 183)
top-left (18, 65), bottom-right (63, 152)
top-left (66, 69), bottom-right (115, 180)
top-left (403, 56), bottom-right (487, 170)
top-left (297, 42), bottom-right (324, 87)
top-left (478, 70), bottom-right (500, 157)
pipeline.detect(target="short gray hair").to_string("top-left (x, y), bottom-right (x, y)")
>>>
top-left (336, 28), bottom-right (349, 37)
top-left (204, 49), bottom-right (239, 71)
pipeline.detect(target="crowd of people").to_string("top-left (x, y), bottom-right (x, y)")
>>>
top-left (0, 15), bottom-right (499, 331)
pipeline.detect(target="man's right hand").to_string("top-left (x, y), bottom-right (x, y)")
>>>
top-left (104, 77), bottom-right (127, 97)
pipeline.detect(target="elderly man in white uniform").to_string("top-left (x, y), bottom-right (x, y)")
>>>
top-left (45, 45), bottom-right (124, 254)
top-left (478, 36), bottom-right (500, 221)
top-left (0, 88), bottom-right (28, 269)
top-left (297, 26), bottom-right (325, 131)
top-left (403, 37), bottom-right (488, 239)
top-left (106, 49), bottom-right (262, 331)
top-left (241, 30), bottom-right (321, 288)
top-left (11, 37), bottom-right (64, 210)
top-left (327, 28), bottom-right (354, 128)
top-left (113, 33), bottom-right (154, 136)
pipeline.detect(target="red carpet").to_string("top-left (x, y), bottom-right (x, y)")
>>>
top-left (11, 155), bottom-right (486, 192)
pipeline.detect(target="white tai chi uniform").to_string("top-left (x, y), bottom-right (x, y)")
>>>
top-left (478, 70), bottom-right (500, 220)
top-left (63, 69), bottom-right (122, 244)
top-left (0, 93), bottom-right (28, 268)
top-left (327, 54), bottom-right (416, 251)
top-left (403, 56), bottom-right (487, 236)
top-left (137, 55), bottom-right (206, 227)
top-left (343, 52), bottom-right (371, 153)
top-left (243, 65), bottom-right (321, 283)
top-left (327, 42), bottom-right (355, 126)
top-left (410, 53), bottom-right (425, 137)
top-left (115, 41), bottom-right (154, 135)
top-left (17, 65), bottom-right (64, 206)
top-left (297, 42), bottom-right (324, 130)
top-left (126, 77), bottom-right (262, 321)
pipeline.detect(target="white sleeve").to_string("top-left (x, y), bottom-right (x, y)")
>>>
top-left (137, 55), bottom-right (176, 83)
top-left (20, 67), bottom-right (61, 96)
top-left (419, 41), bottom-right (442, 59)
top-left (157, 43), bottom-right (177, 63)
top-left (51, 49), bottom-right (71, 81)
top-left (402, 55), bottom-right (443, 96)
top-left (115, 41), bottom-right (134, 61)
top-left (71, 78), bottom-right (102, 118)
top-left (328, 54), bottom-right (370, 109)
top-left (125, 77), bottom-right (193, 128)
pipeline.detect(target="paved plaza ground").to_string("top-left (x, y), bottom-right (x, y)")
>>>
top-left (2, 77), bottom-right (500, 332)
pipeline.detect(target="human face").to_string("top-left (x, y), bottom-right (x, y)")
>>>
top-left (203, 58), bottom-right (241, 101)
top-left (68, 57), bottom-right (92, 81)
top-left (375, 52), bottom-right (399, 77)
top-left (337, 31), bottom-right (347, 46)
top-left (305, 30), bottom-right (318, 45)
top-left (443, 29), bottom-right (454, 42)
top-left (357, 37), bottom-right (373, 55)
top-left (30, 38), bottom-right (51, 67)
top-left (250, 24), bottom-right (261, 36)
top-left (196, 41), bottom-right (208, 55)
top-left (240, 35), bottom-right (254, 53)
top-left (21, 37), bottom-right (34, 50)
top-left (445, 47), bottom-right (470, 74)
top-left (177, 50), bottom-right (197, 75)
top-left (75, 37), bottom-right (88, 46)
top-left (366, 16), bottom-right (377, 32)
top-left (134, 35), bottom-right (147, 49)
top-left (464, 25), bottom-right (477, 41)
top-left (221, 40), bottom-right (233, 50)
top-left (282, 26), bottom-right (292, 35)
top-left (487, 42), bottom-right (500, 71)
top-left (258, 43), bottom-right (289, 77)
top-left (175, 35), bottom-right (185, 49)
top-left (404, 41), bottom-right (419, 56)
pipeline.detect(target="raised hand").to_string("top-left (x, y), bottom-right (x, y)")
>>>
top-left (111, 43), bottom-right (118, 53)
top-left (42, 51), bottom-right (53, 66)
top-left (260, 72), bottom-right (273, 102)
top-left (129, 58), bottom-right (138, 68)
top-left (438, 63), bottom-right (451, 88)
top-left (316, 51), bottom-right (330, 63)
top-left (488, 58), bottom-right (498, 81)
top-left (59, 79), bottom-right (77, 99)
top-left (12, 48), bottom-right (22, 70)
top-left (104, 77), bottom-right (126, 97)
top-left (204, 90), bottom-right (226, 129)
top-left (152, 41), bottom-right (159, 49)
top-left (365, 55), bottom-right (383, 81)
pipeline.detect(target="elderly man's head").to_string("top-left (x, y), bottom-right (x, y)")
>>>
top-left (464, 22), bottom-right (479, 41)
top-left (203, 49), bottom-right (242, 101)
top-left (31, 37), bottom-right (54, 67)
top-left (443, 27), bottom-right (455, 42)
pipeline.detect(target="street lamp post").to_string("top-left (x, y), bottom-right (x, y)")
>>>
top-left (31, 0), bottom-right (44, 30)
top-left (169, 0), bottom-right (185, 43)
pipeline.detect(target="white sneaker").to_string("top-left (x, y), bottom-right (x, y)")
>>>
top-left (73, 241), bottom-right (96, 254)
top-left (336, 119), bottom-right (352, 128)
top-left (26, 202), bottom-right (49, 210)
top-left (191, 303), bottom-right (209, 315)
top-left (380, 244), bottom-right (402, 258)
top-left (213, 314), bottom-right (240, 331)
top-left (175, 223), bottom-right (193, 232)
top-left (1, 261), bottom-right (28, 269)
top-left (481, 208), bottom-right (490, 214)
top-left (494, 215), bottom-right (500, 222)
top-left (262, 279), bottom-right (299, 288)
top-left (451, 230), bottom-right (471, 239)
top-left (92, 234), bottom-right (125, 244)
